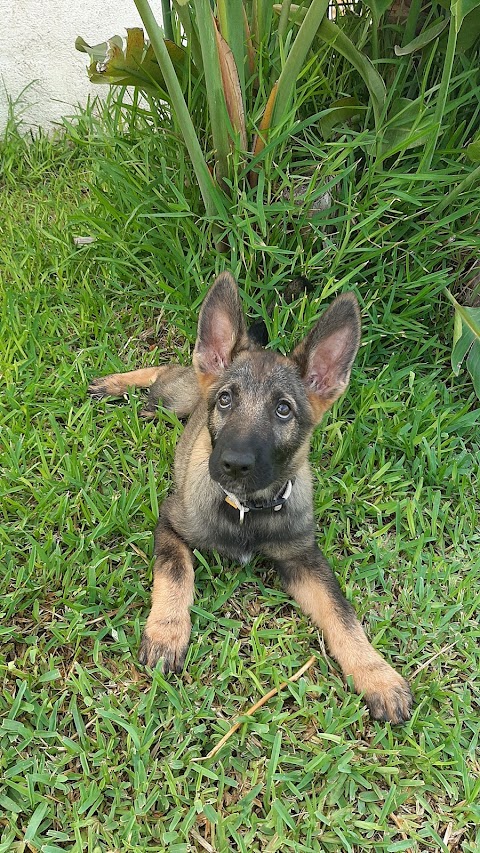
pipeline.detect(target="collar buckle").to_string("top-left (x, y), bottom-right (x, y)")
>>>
top-left (223, 492), bottom-right (249, 523)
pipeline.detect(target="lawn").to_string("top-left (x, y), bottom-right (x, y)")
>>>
top-left (0, 113), bottom-right (479, 853)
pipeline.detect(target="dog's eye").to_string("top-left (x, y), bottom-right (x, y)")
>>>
top-left (276, 400), bottom-right (292, 420)
top-left (217, 391), bottom-right (232, 410)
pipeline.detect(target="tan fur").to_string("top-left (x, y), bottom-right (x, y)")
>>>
top-left (192, 361), bottom-right (217, 394)
top-left (89, 367), bottom-right (164, 396)
top-left (307, 393), bottom-right (330, 423)
top-left (286, 574), bottom-right (412, 721)
top-left (140, 546), bottom-right (195, 670)
top-left (187, 425), bottom-right (213, 473)
top-left (89, 365), bottom-right (200, 419)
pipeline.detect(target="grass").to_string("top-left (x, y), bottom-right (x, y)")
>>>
top-left (1, 100), bottom-right (480, 853)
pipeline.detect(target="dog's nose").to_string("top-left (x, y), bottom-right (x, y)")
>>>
top-left (220, 449), bottom-right (255, 480)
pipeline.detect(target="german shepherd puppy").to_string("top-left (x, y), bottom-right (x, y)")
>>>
top-left (89, 273), bottom-right (412, 723)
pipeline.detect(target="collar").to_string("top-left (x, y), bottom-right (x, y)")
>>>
top-left (221, 480), bottom-right (294, 524)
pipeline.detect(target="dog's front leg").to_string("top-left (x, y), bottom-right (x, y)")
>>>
top-left (139, 513), bottom-right (194, 673)
top-left (275, 547), bottom-right (412, 724)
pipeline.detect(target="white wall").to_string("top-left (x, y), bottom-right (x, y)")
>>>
top-left (0, 1), bottom-right (148, 133)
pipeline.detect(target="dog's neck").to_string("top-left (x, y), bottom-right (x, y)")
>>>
top-left (220, 480), bottom-right (294, 524)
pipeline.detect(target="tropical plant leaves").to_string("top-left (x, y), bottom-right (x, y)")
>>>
top-left (75, 0), bottom-right (477, 222)
top-left (275, 5), bottom-right (387, 131)
top-left (318, 19), bottom-right (386, 130)
top-left (75, 35), bottom-right (123, 62)
top-left (76, 28), bottom-right (188, 97)
top-left (213, 15), bottom-right (247, 149)
top-left (451, 0), bottom-right (480, 31)
top-left (456, 8), bottom-right (480, 51)
top-left (435, 0), bottom-right (480, 48)
top-left (394, 18), bottom-right (450, 56)
top-left (446, 290), bottom-right (480, 399)
top-left (271, 0), bottom-right (331, 126)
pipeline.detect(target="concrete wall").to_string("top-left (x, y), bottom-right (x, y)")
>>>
top-left (0, 1), bottom-right (147, 133)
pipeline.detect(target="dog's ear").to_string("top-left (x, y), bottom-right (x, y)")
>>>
top-left (291, 292), bottom-right (361, 421)
top-left (193, 272), bottom-right (248, 390)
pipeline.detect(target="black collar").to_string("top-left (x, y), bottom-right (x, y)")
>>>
top-left (221, 480), bottom-right (294, 524)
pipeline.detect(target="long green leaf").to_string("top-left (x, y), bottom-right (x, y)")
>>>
top-left (403, 0), bottom-right (423, 45)
top-left (394, 18), bottom-right (450, 56)
top-left (276, 5), bottom-right (387, 130)
top-left (317, 19), bottom-right (386, 131)
top-left (272, 0), bottom-right (330, 125)
top-left (133, 0), bottom-right (226, 219)
top-left (278, 0), bottom-right (293, 42)
top-left (362, 0), bottom-right (394, 19)
top-left (456, 7), bottom-right (480, 51)
top-left (418, 13), bottom-right (458, 173)
top-left (24, 803), bottom-right (49, 843)
top-left (451, 0), bottom-right (480, 30)
top-left (420, 0), bottom-right (480, 171)
top-left (161, 0), bottom-right (174, 42)
top-left (193, 0), bottom-right (231, 185)
top-left (432, 162), bottom-right (480, 216)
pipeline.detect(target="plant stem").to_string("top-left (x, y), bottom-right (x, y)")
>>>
top-left (132, 0), bottom-right (226, 219)
top-left (161, 0), bottom-right (174, 42)
top-left (278, 0), bottom-right (292, 43)
top-left (273, 0), bottom-right (330, 126)
top-left (371, 14), bottom-right (379, 62)
top-left (193, 0), bottom-right (231, 188)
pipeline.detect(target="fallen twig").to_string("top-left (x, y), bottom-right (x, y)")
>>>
top-left (196, 655), bottom-right (316, 761)
top-left (410, 641), bottom-right (457, 679)
top-left (390, 813), bottom-right (413, 853)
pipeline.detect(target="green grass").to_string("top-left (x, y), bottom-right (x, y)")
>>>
top-left (1, 105), bottom-right (480, 853)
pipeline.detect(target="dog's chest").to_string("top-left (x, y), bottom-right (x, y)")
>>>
top-left (181, 495), bottom-right (296, 561)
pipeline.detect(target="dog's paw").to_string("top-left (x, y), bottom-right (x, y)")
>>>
top-left (88, 377), bottom-right (110, 399)
top-left (356, 664), bottom-right (413, 724)
top-left (139, 407), bottom-right (157, 419)
top-left (88, 374), bottom-right (125, 399)
top-left (139, 618), bottom-right (191, 673)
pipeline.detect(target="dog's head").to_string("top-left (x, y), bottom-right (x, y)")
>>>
top-left (193, 273), bottom-right (361, 498)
